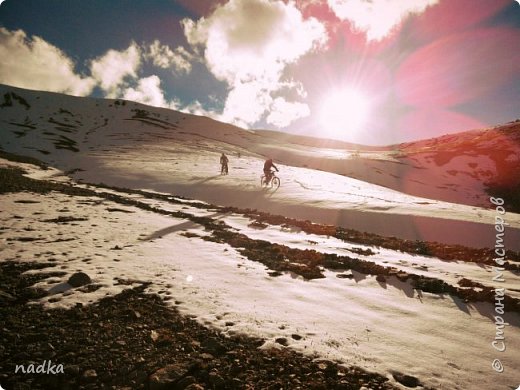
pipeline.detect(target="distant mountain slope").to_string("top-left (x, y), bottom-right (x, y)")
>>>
top-left (394, 123), bottom-right (520, 211)
top-left (0, 84), bottom-right (261, 161)
top-left (1, 84), bottom-right (519, 211)
top-left (254, 129), bottom-right (388, 151)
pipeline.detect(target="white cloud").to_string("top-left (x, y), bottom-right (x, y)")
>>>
top-left (182, 0), bottom-right (326, 127)
top-left (90, 42), bottom-right (200, 113)
top-left (0, 28), bottom-right (95, 96)
top-left (327, 0), bottom-right (439, 41)
top-left (221, 81), bottom-right (273, 126)
top-left (90, 42), bottom-right (141, 97)
top-left (180, 100), bottom-right (220, 119)
top-left (146, 40), bottom-right (193, 74)
top-left (183, 0), bottom-right (325, 84)
top-left (0, 27), bottom-right (207, 118)
top-left (0, 26), bottom-right (239, 130)
top-left (89, 41), bottom-right (196, 108)
top-left (119, 75), bottom-right (219, 119)
top-left (266, 97), bottom-right (310, 127)
top-left (121, 75), bottom-right (171, 108)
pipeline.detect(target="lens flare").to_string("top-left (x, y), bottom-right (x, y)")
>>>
top-left (319, 88), bottom-right (370, 137)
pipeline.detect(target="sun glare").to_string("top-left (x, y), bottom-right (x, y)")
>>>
top-left (319, 88), bottom-right (370, 137)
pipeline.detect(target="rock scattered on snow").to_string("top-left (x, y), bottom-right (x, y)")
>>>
top-left (67, 272), bottom-right (92, 287)
top-left (275, 337), bottom-right (289, 346)
top-left (1, 261), bottom-right (395, 389)
top-left (392, 372), bottom-right (421, 388)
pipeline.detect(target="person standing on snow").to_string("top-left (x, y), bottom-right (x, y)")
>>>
top-left (220, 153), bottom-right (229, 175)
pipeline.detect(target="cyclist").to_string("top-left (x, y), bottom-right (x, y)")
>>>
top-left (263, 158), bottom-right (278, 185)
top-left (220, 153), bottom-right (229, 175)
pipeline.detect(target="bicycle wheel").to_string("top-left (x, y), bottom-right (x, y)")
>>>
top-left (271, 176), bottom-right (280, 189)
top-left (260, 175), bottom-right (266, 186)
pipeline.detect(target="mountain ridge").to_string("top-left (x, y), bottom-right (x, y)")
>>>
top-left (1, 83), bottom-right (519, 212)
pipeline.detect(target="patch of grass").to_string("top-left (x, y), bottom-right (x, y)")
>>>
top-left (0, 150), bottom-right (48, 169)
top-left (58, 108), bottom-right (73, 115)
top-left (41, 216), bottom-right (89, 223)
top-left (0, 166), bottom-right (91, 196)
top-left (49, 117), bottom-right (77, 128)
top-left (0, 92), bottom-right (30, 109)
top-left (8, 121), bottom-right (36, 130)
top-left (54, 134), bottom-right (79, 152)
top-left (0, 92), bottom-right (13, 107)
top-left (12, 92), bottom-right (31, 109)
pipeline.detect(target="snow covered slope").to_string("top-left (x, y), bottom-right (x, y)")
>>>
top-left (1, 84), bottom-right (519, 250)
top-left (1, 157), bottom-right (519, 389)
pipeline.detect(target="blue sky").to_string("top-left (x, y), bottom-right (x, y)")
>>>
top-left (1, 0), bottom-right (519, 145)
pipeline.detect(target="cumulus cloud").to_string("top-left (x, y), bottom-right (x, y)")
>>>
top-left (146, 40), bottom-right (193, 74)
top-left (89, 41), bottom-right (195, 106)
top-left (180, 100), bottom-right (220, 118)
top-left (182, 0), bottom-right (325, 127)
top-left (221, 81), bottom-right (273, 127)
top-left (120, 75), bottom-right (218, 119)
top-left (0, 28), bottom-right (202, 116)
top-left (266, 97), bottom-right (310, 127)
top-left (89, 42), bottom-right (198, 112)
top-left (120, 75), bottom-right (172, 108)
top-left (0, 28), bottom-right (95, 96)
top-left (327, 0), bottom-right (439, 41)
top-left (90, 42), bottom-right (141, 97)
top-left (0, 27), bottom-right (218, 122)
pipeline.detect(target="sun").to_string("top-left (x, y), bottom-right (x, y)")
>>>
top-left (319, 88), bottom-right (370, 137)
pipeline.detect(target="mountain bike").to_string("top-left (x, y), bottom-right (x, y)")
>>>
top-left (260, 171), bottom-right (280, 189)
